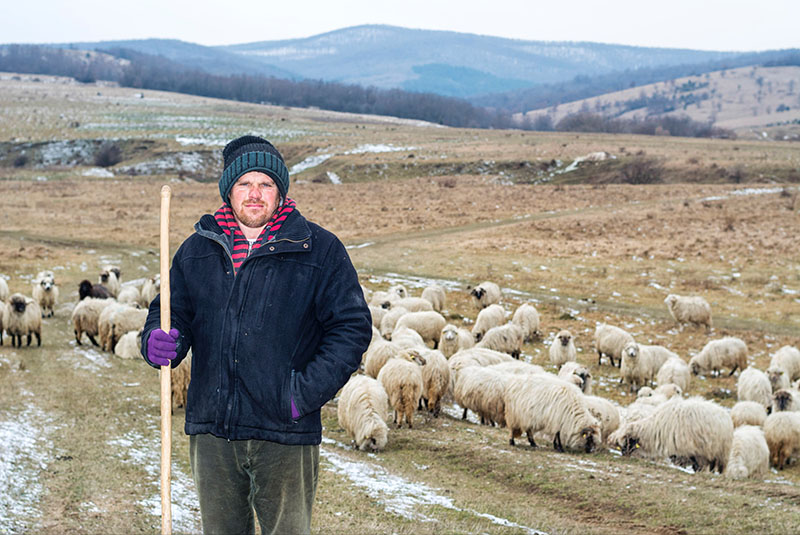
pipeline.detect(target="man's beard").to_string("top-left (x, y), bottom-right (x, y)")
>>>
top-left (233, 203), bottom-right (277, 228)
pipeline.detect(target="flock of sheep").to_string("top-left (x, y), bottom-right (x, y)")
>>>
top-left (340, 281), bottom-right (800, 479)
top-left (0, 267), bottom-right (191, 411)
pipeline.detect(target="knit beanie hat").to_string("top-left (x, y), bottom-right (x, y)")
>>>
top-left (219, 135), bottom-right (290, 203)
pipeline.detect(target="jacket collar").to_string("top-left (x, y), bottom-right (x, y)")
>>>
top-left (195, 207), bottom-right (312, 252)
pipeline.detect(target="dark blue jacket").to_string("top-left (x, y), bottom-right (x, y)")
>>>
top-left (141, 207), bottom-right (371, 445)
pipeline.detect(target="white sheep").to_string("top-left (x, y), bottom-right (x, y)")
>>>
top-left (393, 310), bottom-right (446, 348)
top-left (504, 373), bottom-right (601, 452)
top-left (620, 343), bottom-right (674, 392)
top-left (583, 395), bottom-right (621, 445)
top-left (0, 276), bottom-right (9, 303)
top-left (476, 323), bottom-right (524, 359)
top-left (377, 351), bottom-right (426, 429)
top-left (337, 374), bottom-right (390, 451)
top-left (726, 425), bottom-right (770, 479)
top-left (392, 297), bottom-right (434, 313)
top-left (656, 357), bottom-right (691, 393)
top-left (171, 352), bottom-right (192, 412)
top-left (772, 388), bottom-right (800, 413)
top-left (594, 323), bottom-right (635, 367)
top-left (368, 304), bottom-right (388, 330)
top-left (689, 337), bottom-right (748, 377)
top-left (379, 306), bottom-right (409, 339)
top-left (653, 383), bottom-right (683, 398)
top-left (363, 338), bottom-right (403, 379)
top-left (611, 396), bottom-right (733, 473)
top-left (0, 301), bottom-right (5, 346)
top-left (549, 330), bottom-right (577, 368)
top-left (438, 323), bottom-right (474, 358)
top-left (2, 293), bottom-right (42, 347)
top-left (390, 326), bottom-right (427, 350)
top-left (99, 266), bottom-right (121, 298)
top-left (488, 360), bottom-right (545, 376)
top-left (138, 275), bottom-right (160, 308)
top-left (664, 294), bottom-right (712, 330)
top-left (368, 284), bottom-right (406, 307)
top-left (737, 367), bottom-right (773, 410)
top-left (453, 364), bottom-right (509, 426)
top-left (763, 411), bottom-right (800, 469)
top-left (767, 365), bottom-right (791, 392)
top-left (116, 285), bottom-right (141, 307)
top-left (448, 347), bottom-right (514, 394)
top-left (511, 303), bottom-right (540, 342)
top-left (98, 303), bottom-right (147, 352)
top-left (468, 281), bottom-right (502, 309)
top-left (421, 284), bottom-right (446, 312)
top-left (32, 270), bottom-right (59, 318)
top-left (770, 345), bottom-right (800, 382)
top-left (558, 361), bottom-right (592, 395)
top-left (72, 297), bottom-right (115, 346)
top-left (114, 330), bottom-right (142, 360)
top-left (730, 401), bottom-right (768, 428)
top-left (471, 303), bottom-right (505, 342)
top-left (414, 348), bottom-right (450, 417)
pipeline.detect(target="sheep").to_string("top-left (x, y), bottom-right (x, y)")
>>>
top-left (0, 276), bottom-right (8, 303)
top-left (737, 367), bottom-right (773, 410)
top-left (369, 284), bottom-right (408, 307)
top-left (393, 310), bottom-right (446, 348)
top-left (337, 374), bottom-right (390, 451)
top-left (549, 330), bottom-right (577, 368)
top-left (730, 401), bottom-right (768, 428)
top-left (391, 297), bottom-right (434, 313)
top-left (772, 389), bottom-right (800, 413)
top-left (438, 323), bottom-right (474, 358)
top-left (583, 395), bottom-right (621, 445)
top-left (2, 293), bottom-right (42, 347)
top-left (770, 345), bottom-right (800, 382)
top-left (663, 294), bottom-right (712, 330)
top-left (98, 303), bottom-right (148, 352)
top-left (390, 326), bottom-right (427, 350)
top-left (138, 275), bottom-right (160, 308)
top-left (689, 337), bottom-right (748, 377)
top-left (504, 373), bottom-right (601, 453)
top-left (71, 297), bottom-right (115, 346)
top-left (116, 285), bottom-right (141, 307)
top-left (0, 301), bottom-right (5, 345)
top-left (32, 270), bottom-right (59, 318)
top-left (471, 304), bottom-right (505, 342)
top-left (511, 303), bottom-right (540, 342)
top-left (421, 284), bottom-right (446, 312)
top-left (78, 279), bottom-right (111, 300)
top-left (763, 411), bottom-right (800, 469)
top-left (368, 305), bottom-right (388, 330)
top-left (377, 351), bottom-right (426, 429)
top-left (453, 365), bottom-right (510, 426)
top-left (726, 425), bottom-right (770, 479)
top-left (414, 348), bottom-right (450, 417)
top-left (476, 323), bottom-right (524, 359)
top-left (448, 347), bottom-right (514, 380)
top-left (594, 323), bottom-right (635, 367)
top-left (171, 352), bottom-right (192, 412)
top-left (379, 306), bottom-right (409, 339)
top-left (656, 357), bottom-right (691, 393)
top-left (468, 281), bottom-right (502, 310)
top-left (488, 361), bottom-right (545, 376)
top-left (114, 330), bottom-right (142, 360)
top-left (653, 383), bottom-right (683, 399)
top-left (620, 343), bottom-right (674, 392)
top-left (363, 338), bottom-right (403, 379)
top-left (611, 396), bottom-right (733, 473)
top-left (558, 361), bottom-right (592, 395)
top-left (99, 266), bottom-right (121, 298)
top-left (767, 365), bottom-right (791, 392)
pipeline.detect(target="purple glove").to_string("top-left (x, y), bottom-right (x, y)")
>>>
top-left (147, 328), bottom-right (179, 367)
top-left (291, 397), bottom-right (300, 419)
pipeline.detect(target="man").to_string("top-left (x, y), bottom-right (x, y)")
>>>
top-left (141, 135), bottom-right (372, 534)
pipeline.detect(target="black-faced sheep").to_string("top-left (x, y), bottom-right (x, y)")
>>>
top-left (99, 266), bottom-right (121, 298)
top-left (504, 373), bottom-right (600, 453)
top-left (71, 297), bottom-right (115, 346)
top-left (558, 361), bottom-right (592, 395)
top-left (438, 323), bottom-right (474, 358)
top-left (337, 374), bottom-right (390, 451)
top-left (772, 388), bottom-right (800, 413)
top-left (78, 279), bottom-right (111, 300)
top-left (549, 330), bottom-right (577, 368)
top-left (594, 323), bottom-right (635, 367)
top-left (3, 293), bottom-right (42, 347)
top-left (730, 401), bottom-right (768, 428)
top-left (663, 294), bottom-right (712, 330)
top-left (471, 303), bottom-right (505, 342)
top-left (468, 281), bottom-right (501, 310)
top-left (511, 303), bottom-right (540, 342)
top-left (32, 270), bottom-right (59, 318)
top-left (763, 410), bottom-right (800, 469)
top-left (377, 351), bottom-right (426, 429)
top-left (476, 323), bottom-right (524, 359)
top-left (393, 310), bottom-right (446, 348)
top-left (656, 357), bottom-right (691, 393)
top-left (726, 425), bottom-right (770, 479)
top-left (611, 396), bottom-right (733, 473)
top-left (421, 284), bottom-right (446, 312)
top-left (770, 345), bottom-right (800, 382)
top-left (689, 337), bottom-right (748, 377)
top-left (737, 367), bottom-right (773, 410)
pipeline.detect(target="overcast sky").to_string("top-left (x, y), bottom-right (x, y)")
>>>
top-left (3, 0), bottom-right (798, 52)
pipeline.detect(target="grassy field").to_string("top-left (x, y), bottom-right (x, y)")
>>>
top-left (1, 73), bottom-right (800, 534)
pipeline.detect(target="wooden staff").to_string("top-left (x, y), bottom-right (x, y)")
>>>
top-left (159, 184), bottom-right (172, 535)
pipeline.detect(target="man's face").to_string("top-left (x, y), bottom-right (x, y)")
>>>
top-left (229, 171), bottom-right (281, 229)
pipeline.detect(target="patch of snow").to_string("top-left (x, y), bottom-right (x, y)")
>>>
top-left (82, 167), bottom-right (115, 178)
top-left (290, 154), bottom-right (332, 174)
top-left (345, 144), bottom-right (416, 154)
top-left (327, 171), bottom-right (342, 184)
top-left (345, 242), bottom-right (374, 250)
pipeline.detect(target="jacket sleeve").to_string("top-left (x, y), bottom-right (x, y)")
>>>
top-left (141, 243), bottom-right (195, 369)
top-left (290, 237), bottom-right (372, 416)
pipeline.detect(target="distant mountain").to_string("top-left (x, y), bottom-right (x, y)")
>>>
top-left (221, 25), bottom-right (737, 97)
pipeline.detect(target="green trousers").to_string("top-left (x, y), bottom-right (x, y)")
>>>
top-left (189, 433), bottom-right (319, 535)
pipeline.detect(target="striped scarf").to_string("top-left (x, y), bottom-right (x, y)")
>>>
top-left (214, 198), bottom-right (296, 274)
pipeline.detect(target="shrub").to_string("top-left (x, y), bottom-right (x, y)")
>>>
top-left (13, 154), bottom-right (28, 168)
top-left (94, 143), bottom-right (122, 167)
top-left (619, 156), bottom-right (664, 184)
